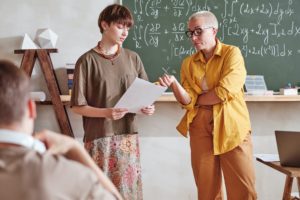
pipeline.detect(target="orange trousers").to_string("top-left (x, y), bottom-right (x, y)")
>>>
top-left (189, 106), bottom-right (257, 200)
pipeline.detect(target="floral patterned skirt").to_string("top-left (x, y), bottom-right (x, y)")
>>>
top-left (84, 134), bottom-right (143, 200)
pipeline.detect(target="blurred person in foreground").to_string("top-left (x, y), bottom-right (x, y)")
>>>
top-left (0, 60), bottom-right (122, 200)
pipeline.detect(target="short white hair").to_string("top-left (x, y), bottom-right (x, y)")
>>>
top-left (189, 11), bottom-right (218, 29)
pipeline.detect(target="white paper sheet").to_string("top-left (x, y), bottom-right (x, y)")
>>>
top-left (114, 77), bottom-right (167, 113)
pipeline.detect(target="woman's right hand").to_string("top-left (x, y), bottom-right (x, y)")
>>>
top-left (158, 74), bottom-right (177, 87)
top-left (107, 108), bottom-right (129, 120)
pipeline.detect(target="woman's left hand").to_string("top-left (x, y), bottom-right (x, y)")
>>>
top-left (141, 104), bottom-right (155, 115)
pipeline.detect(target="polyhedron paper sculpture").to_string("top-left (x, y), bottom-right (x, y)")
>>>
top-left (35, 28), bottom-right (58, 48)
top-left (21, 33), bottom-right (38, 49)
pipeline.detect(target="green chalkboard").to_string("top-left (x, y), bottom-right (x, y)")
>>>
top-left (123, 0), bottom-right (300, 91)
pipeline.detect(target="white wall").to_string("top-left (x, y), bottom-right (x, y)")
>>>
top-left (1, 1), bottom-right (300, 199)
top-left (0, 0), bottom-right (114, 94)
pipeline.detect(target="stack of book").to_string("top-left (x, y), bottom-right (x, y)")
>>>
top-left (66, 63), bottom-right (75, 95)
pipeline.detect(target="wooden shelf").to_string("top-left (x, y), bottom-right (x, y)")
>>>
top-left (15, 49), bottom-right (58, 54)
top-left (15, 49), bottom-right (74, 137)
top-left (58, 94), bottom-right (177, 102)
top-left (34, 94), bottom-right (300, 105)
top-left (245, 95), bottom-right (300, 102)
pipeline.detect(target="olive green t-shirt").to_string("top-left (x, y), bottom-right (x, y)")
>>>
top-left (70, 48), bottom-right (148, 142)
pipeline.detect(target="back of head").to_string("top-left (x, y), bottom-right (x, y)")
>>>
top-left (0, 60), bottom-right (30, 126)
top-left (98, 4), bottom-right (134, 33)
top-left (189, 10), bottom-right (218, 29)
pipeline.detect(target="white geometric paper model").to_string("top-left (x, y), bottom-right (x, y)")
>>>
top-left (21, 34), bottom-right (38, 49)
top-left (35, 28), bottom-right (58, 48)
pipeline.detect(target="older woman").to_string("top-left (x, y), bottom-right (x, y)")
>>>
top-left (159, 11), bottom-right (257, 200)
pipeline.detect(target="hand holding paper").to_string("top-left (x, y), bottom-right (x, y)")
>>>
top-left (108, 108), bottom-right (129, 120)
top-left (141, 104), bottom-right (155, 115)
top-left (114, 78), bottom-right (167, 113)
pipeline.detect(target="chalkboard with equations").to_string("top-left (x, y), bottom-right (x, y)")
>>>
top-left (122, 0), bottom-right (300, 91)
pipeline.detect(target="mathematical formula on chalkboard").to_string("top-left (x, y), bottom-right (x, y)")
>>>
top-left (123, 0), bottom-right (300, 90)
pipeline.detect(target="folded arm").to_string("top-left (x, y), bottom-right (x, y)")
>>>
top-left (197, 90), bottom-right (222, 106)
top-left (198, 47), bottom-right (246, 106)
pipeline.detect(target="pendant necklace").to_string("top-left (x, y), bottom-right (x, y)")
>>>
top-left (96, 41), bottom-right (120, 65)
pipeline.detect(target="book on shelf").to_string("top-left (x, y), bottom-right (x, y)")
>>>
top-left (66, 63), bottom-right (75, 96)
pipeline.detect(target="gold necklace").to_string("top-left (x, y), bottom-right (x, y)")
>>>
top-left (96, 41), bottom-right (120, 65)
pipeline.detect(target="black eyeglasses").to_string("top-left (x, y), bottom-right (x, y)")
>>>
top-left (185, 27), bottom-right (213, 38)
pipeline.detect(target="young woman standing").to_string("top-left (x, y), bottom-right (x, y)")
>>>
top-left (70, 4), bottom-right (155, 200)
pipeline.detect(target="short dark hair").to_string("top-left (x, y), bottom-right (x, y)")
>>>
top-left (98, 4), bottom-right (134, 33)
top-left (0, 60), bottom-right (30, 125)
